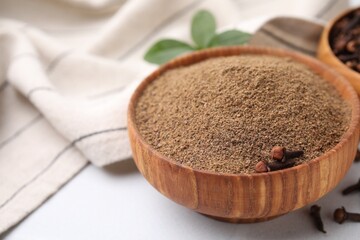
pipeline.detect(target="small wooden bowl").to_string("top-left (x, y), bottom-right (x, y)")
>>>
top-left (128, 46), bottom-right (360, 223)
top-left (318, 7), bottom-right (360, 95)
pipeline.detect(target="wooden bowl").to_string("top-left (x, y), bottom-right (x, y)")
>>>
top-left (318, 7), bottom-right (360, 95)
top-left (128, 46), bottom-right (360, 223)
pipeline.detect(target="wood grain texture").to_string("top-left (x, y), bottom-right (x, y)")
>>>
top-left (317, 7), bottom-right (360, 95)
top-left (128, 46), bottom-right (360, 223)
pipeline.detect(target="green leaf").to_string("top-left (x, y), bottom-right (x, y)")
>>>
top-left (144, 39), bottom-right (194, 65)
top-left (191, 10), bottom-right (216, 48)
top-left (209, 30), bottom-right (252, 47)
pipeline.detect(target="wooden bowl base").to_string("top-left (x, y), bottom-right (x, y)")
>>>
top-left (201, 213), bottom-right (283, 223)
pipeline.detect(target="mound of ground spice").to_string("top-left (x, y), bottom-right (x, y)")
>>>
top-left (135, 55), bottom-right (351, 174)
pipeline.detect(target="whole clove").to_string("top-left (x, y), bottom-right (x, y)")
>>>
top-left (342, 178), bottom-right (360, 195)
top-left (338, 53), bottom-right (358, 62)
top-left (270, 146), bottom-right (303, 162)
top-left (334, 207), bottom-right (360, 224)
top-left (310, 205), bottom-right (326, 233)
top-left (255, 159), bottom-right (296, 173)
top-left (346, 40), bottom-right (357, 52)
top-left (354, 149), bottom-right (360, 162)
top-left (344, 11), bottom-right (360, 32)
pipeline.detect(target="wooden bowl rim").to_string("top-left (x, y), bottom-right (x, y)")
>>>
top-left (320, 6), bottom-right (360, 76)
top-left (128, 46), bottom-right (360, 178)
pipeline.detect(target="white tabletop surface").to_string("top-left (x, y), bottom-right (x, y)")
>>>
top-left (3, 158), bottom-right (360, 240)
top-left (4, 1), bottom-right (360, 239)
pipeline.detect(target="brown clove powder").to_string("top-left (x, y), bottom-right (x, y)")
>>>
top-left (135, 55), bottom-right (351, 174)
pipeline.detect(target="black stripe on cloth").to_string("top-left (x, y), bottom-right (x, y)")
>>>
top-left (0, 114), bottom-right (43, 150)
top-left (27, 87), bottom-right (55, 99)
top-left (27, 84), bottom-right (126, 100)
top-left (259, 28), bottom-right (316, 55)
top-left (46, 50), bottom-right (73, 73)
top-left (316, 0), bottom-right (339, 18)
top-left (0, 127), bottom-right (128, 209)
top-left (0, 81), bottom-right (8, 92)
top-left (25, 49), bottom-right (74, 99)
top-left (118, 0), bottom-right (205, 60)
top-left (9, 49), bottom-right (72, 75)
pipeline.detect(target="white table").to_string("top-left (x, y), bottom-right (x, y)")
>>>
top-left (3, 159), bottom-right (360, 240)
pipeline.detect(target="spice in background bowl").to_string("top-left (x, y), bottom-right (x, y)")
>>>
top-left (330, 9), bottom-right (360, 72)
top-left (128, 46), bottom-right (360, 223)
top-left (318, 7), bottom-right (360, 95)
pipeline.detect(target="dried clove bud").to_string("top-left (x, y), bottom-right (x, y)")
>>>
top-left (255, 159), bottom-right (295, 173)
top-left (354, 149), bottom-right (360, 162)
top-left (255, 160), bottom-right (268, 173)
top-left (346, 60), bottom-right (357, 69)
top-left (338, 53), bottom-right (358, 62)
top-left (342, 178), bottom-right (360, 195)
top-left (356, 64), bottom-right (360, 72)
top-left (344, 11), bottom-right (360, 32)
top-left (310, 205), bottom-right (326, 233)
top-left (333, 36), bottom-right (348, 53)
top-left (334, 207), bottom-right (360, 224)
top-left (270, 146), bottom-right (303, 162)
top-left (346, 40), bottom-right (357, 52)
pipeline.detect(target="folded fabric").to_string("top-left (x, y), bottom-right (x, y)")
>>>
top-left (0, 0), bottom-right (349, 234)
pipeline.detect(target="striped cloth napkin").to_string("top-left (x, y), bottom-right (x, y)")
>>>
top-left (0, 0), bottom-right (349, 234)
